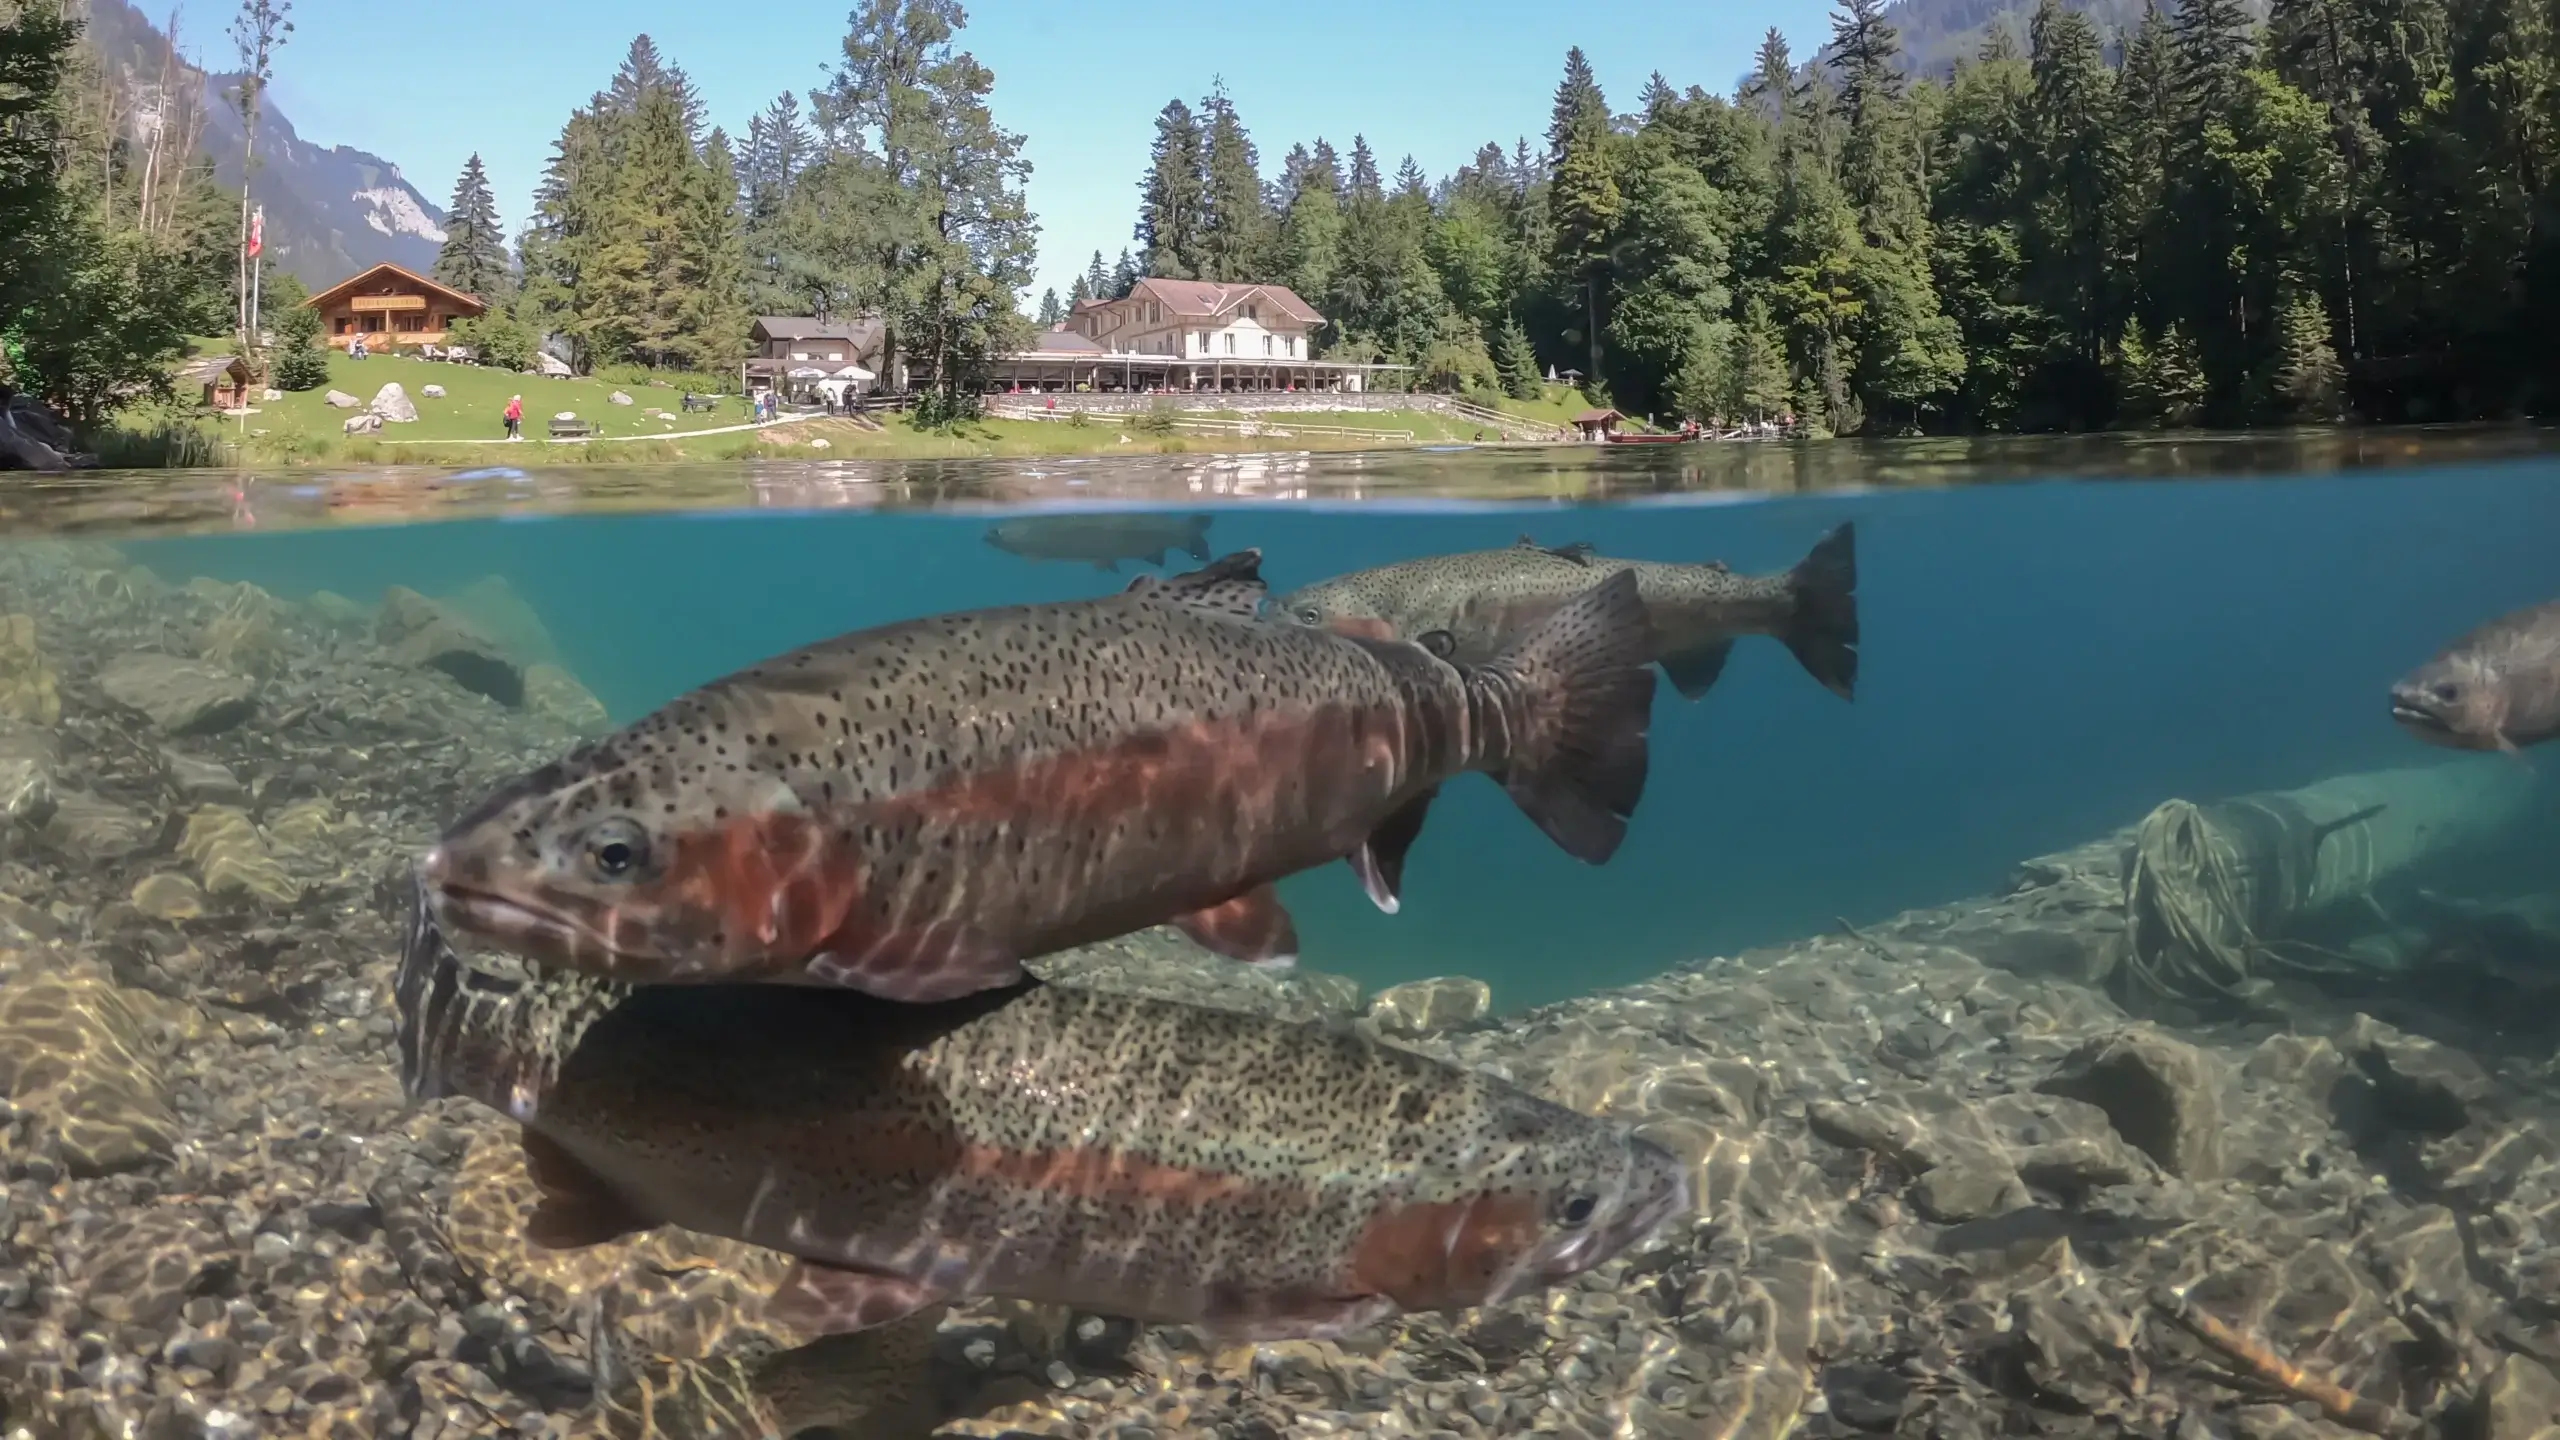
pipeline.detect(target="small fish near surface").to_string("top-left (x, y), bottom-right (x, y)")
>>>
top-left (982, 512), bottom-right (1215, 571)
top-left (394, 891), bottom-right (1693, 1344)
top-left (2392, 598), bottom-right (2560, 752)
top-left (420, 552), bottom-right (1657, 1002)
top-left (1276, 523), bottom-right (1860, 702)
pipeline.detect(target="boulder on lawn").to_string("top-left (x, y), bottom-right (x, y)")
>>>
top-left (261, 388), bottom-right (282, 401)
top-left (536, 353), bottom-right (572, 378)
top-left (343, 412), bottom-right (384, 436)
top-left (553, 411), bottom-right (577, 422)
top-left (368, 382), bottom-right (418, 423)
top-left (324, 389), bottom-right (360, 409)
top-left (608, 390), bottom-right (634, 406)
top-left (420, 383), bottom-right (446, 398)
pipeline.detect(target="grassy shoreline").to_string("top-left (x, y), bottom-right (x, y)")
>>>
top-left (112, 350), bottom-right (1590, 467)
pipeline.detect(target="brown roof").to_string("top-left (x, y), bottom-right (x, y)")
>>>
top-left (1572, 408), bottom-right (1625, 424)
top-left (1125, 278), bottom-right (1324, 326)
top-left (306, 262), bottom-right (485, 313)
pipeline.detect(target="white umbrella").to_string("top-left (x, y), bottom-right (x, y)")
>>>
top-left (788, 366), bottom-right (827, 379)
top-left (832, 364), bottom-right (875, 380)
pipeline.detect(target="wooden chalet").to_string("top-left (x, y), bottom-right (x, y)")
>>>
top-left (307, 263), bottom-right (486, 351)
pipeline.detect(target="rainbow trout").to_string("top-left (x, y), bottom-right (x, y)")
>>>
top-left (422, 553), bottom-right (1655, 1001)
top-left (1277, 523), bottom-right (1858, 701)
top-left (395, 893), bottom-right (1693, 1343)
top-left (2391, 598), bottom-right (2560, 752)
top-left (983, 512), bottom-right (1215, 571)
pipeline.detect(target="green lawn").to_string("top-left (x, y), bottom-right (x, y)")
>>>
top-left (1488, 384), bottom-right (1605, 427)
top-left (231, 350), bottom-right (753, 447)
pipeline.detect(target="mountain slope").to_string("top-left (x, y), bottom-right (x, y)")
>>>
top-left (78, 0), bottom-right (448, 289)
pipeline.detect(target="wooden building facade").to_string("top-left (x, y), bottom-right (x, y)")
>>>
top-left (308, 264), bottom-right (486, 351)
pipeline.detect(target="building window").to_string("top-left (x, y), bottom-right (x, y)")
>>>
top-left (1287, 336), bottom-right (1297, 356)
top-left (1263, 335), bottom-right (1273, 356)
top-left (1224, 333), bottom-right (1235, 355)
top-left (1195, 332), bottom-right (1207, 353)
top-left (792, 350), bottom-right (808, 361)
top-left (1246, 304), bottom-right (1257, 321)
top-left (334, 318), bottom-right (351, 334)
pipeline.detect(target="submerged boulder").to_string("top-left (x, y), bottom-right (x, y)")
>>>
top-left (377, 586), bottom-right (525, 707)
top-left (96, 653), bottom-right (257, 734)
top-left (2037, 1026), bottom-right (2226, 1179)
top-left (1368, 976), bottom-right (1492, 1038)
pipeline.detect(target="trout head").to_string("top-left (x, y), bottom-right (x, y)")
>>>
top-left (1351, 1098), bottom-right (1692, 1314)
top-left (421, 701), bottom-right (834, 984)
top-left (2391, 649), bottom-right (2513, 751)
top-left (1276, 579), bottom-right (1465, 660)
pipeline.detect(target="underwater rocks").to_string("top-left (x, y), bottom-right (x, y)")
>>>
top-left (0, 722), bottom-right (54, 824)
top-left (2478, 1355), bottom-right (2560, 1439)
top-left (377, 587), bottom-right (526, 707)
top-left (97, 652), bottom-right (259, 734)
top-left (0, 613), bottom-right (61, 725)
top-left (1367, 974), bottom-right (1492, 1037)
top-left (2037, 1025), bottom-right (2228, 1179)
top-left (524, 663), bottom-right (609, 736)
top-left (0, 967), bottom-right (178, 1176)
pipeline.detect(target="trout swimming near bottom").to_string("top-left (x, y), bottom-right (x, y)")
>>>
top-left (2391, 598), bottom-right (2560, 752)
top-left (396, 884), bottom-right (1692, 1343)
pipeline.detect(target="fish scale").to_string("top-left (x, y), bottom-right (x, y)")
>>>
top-left (424, 554), bottom-right (1655, 1001)
top-left (397, 897), bottom-right (1693, 1342)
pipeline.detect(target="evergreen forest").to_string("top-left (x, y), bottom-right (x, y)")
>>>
top-left (4, 0), bottom-right (2558, 435)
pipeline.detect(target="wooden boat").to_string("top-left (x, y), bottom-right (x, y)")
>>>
top-left (1604, 424), bottom-right (1704, 446)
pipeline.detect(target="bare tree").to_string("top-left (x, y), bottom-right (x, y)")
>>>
top-left (227, 0), bottom-right (291, 349)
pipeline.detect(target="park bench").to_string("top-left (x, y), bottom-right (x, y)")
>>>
top-left (548, 417), bottom-right (598, 440)
top-left (680, 392), bottom-right (717, 413)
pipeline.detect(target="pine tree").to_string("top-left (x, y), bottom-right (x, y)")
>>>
top-left (1547, 51), bottom-right (1621, 387)
top-left (674, 126), bottom-right (749, 369)
top-left (1278, 167), bottom-right (1344, 314)
top-left (1547, 46), bottom-right (1608, 163)
top-left (1110, 248), bottom-right (1140, 298)
top-left (2024, 0), bottom-right (2117, 423)
top-left (1828, 0), bottom-right (1906, 133)
top-left (1136, 98), bottom-right (1207, 279)
top-left (1494, 313), bottom-right (1542, 398)
top-left (264, 273), bottom-right (329, 389)
top-left (433, 154), bottom-right (510, 301)
top-left (1067, 273), bottom-right (1091, 305)
top-left (1083, 250), bottom-right (1110, 300)
top-left (1639, 71), bottom-right (1679, 123)
top-left (2270, 283), bottom-right (2344, 418)
top-left (1197, 81), bottom-right (1275, 281)
top-left (1345, 136), bottom-right (1382, 200)
top-left (607, 34), bottom-right (704, 137)
top-left (1036, 287), bottom-right (1062, 325)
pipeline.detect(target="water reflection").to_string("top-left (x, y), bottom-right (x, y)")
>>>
top-left (3, 423), bottom-right (2554, 537)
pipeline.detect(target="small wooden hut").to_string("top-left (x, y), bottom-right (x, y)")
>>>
top-left (1570, 407), bottom-right (1625, 441)
top-left (203, 355), bottom-right (258, 410)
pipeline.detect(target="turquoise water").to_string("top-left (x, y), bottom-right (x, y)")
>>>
top-left (109, 438), bottom-right (2560, 1010)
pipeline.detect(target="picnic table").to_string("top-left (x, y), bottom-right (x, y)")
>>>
top-left (548, 417), bottom-right (598, 440)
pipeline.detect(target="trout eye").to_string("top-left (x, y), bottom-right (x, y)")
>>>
top-left (1293, 605), bottom-right (1322, 625)
top-left (1558, 1194), bottom-right (1598, 1228)
top-left (2430, 681), bottom-right (2462, 704)
top-left (1418, 630), bottom-right (1457, 660)
top-left (578, 818), bottom-right (652, 882)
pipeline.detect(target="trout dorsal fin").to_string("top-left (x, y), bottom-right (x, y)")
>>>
top-left (1515, 535), bottom-right (1598, 566)
top-left (1128, 548), bottom-right (1268, 620)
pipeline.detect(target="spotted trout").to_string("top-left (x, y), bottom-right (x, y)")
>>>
top-left (982, 512), bottom-right (1215, 571)
top-left (1277, 523), bottom-right (1858, 701)
top-left (2391, 598), bottom-right (2560, 752)
top-left (394, 891), bottom-right (1693, 1343)
top-left (422, 552), bottom-right (1655, 1001)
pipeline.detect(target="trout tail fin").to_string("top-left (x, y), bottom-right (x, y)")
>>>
top-left (1779, 522), bottom-right (1859, 700)
top-left (1474, 568), bottom-right (1656, 863)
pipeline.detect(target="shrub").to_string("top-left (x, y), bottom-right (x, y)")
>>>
top-left (449, 311), bottom-right (540, 373)
top-left (270, 344), bottom-right (329, 391)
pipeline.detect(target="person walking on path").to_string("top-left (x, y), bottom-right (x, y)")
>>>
top-left (503, 395), bottom-right (523, 442)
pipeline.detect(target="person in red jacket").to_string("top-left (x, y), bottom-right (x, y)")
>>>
top-left (503, 394), bottom-right (523, 441)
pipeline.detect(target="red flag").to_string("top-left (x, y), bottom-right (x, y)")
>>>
top-left (246, 206), bottom-right (263, 259)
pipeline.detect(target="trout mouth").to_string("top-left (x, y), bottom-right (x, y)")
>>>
top-left (425, 883), bottom-right (610, 967)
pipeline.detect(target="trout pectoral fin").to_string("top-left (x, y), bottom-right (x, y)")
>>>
top-left (768, 1259), bottom-right (947, 1338)
top-left (1171, 885), bottom-right (1300, 967)
top-left (1323, 616), bottom-right (1400, 642)
top-left (1197, 1292), bottom-right (1400, 1343)
top-left (1348, 787), bottom-right (1439, 915)
top-left (519, 1130), bottom-right (653, 1250)
top-left (806, 925), bottom-right (1024, 1003)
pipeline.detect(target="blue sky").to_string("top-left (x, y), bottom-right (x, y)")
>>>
top-left (233, 0), bottom-right (1839, 304)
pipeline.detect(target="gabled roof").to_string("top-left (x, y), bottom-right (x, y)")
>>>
top-left (1034, 326), bottom-right (1104, 354)
top-left (1121, 278), bottom-right (1325, 326)
top-left (306, 263), bottom-right (485, 312)
top-left (752, 315), bottom-right (875, 342)
top-left (1572, 408), bottom-right (1625, 425)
